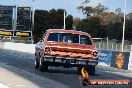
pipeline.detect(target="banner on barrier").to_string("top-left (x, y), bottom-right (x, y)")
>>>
top-left (98, 50), bottom-right (112, 66)
top-left (110, 51), bottom-right (130, 70)
top-left (128, 52), bottom-right (132, 70)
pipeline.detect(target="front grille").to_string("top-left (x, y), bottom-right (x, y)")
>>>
top-left (52, 49), bottom-right (91, 55)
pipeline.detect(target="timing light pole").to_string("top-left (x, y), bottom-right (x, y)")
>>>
top-left (121, 0), bottom-right (126, 52)
top-left (31, 0), bottom-right (35, 44)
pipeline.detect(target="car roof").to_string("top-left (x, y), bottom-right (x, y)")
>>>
top-left (46, 29), bottom-right (89, 35)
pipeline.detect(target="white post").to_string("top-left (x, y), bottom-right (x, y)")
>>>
top-left (12, 6), bottom-right (17, 43)
top-left (116, 45), bottom-right (117, 51)
top-left (31, 0), bottom-right (35, 44)
top-left (64, 10), bottom-right (66, 29)
top-left (121, 0), bottom-right (126, 52)
top-left (101, 38), bottom-right (102, 44)
top-left (102, 43), bottom-right (104, 49)
top-left (131, 45), bottom-right (132, 51)
top-left (125, 44), bottom-right (127, 51)
top-left (95, 43), bottom-right (97, 49)
top-left (112, 44), bottom-right (113, 50)
top-left (120, 44), bottom-right (122, 51)
top-left (107, 37), bottom-right (109, 50)
top-left (99, 43), bottom-right (101, 49)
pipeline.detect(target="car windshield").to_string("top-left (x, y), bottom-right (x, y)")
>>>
top-left (47, 33), bottom-right (92, 45)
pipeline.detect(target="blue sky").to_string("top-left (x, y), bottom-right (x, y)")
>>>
top-left (0, 0), bottom-right (132, 18)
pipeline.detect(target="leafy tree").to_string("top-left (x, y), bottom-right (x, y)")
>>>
top-left (33, 10), bottom-right (50, 43)
top-left (78, 2), bottom-right (108, 17)
top-left (94, 3), bottom-right (108, 16)
top-left (77, 16), bottom-right (101, 38)
top-left (33, 9), bottom-right (73, 43)
top-left (100, 12), bottom-right (123, 39)
top-left (48, 9), bottom-right (64, 29)
top-left (66, 15), bottom-right (73, 29)
top-left (126, 13), bottom-right (132, 40)
top-left (77, 1), bottom-right (132, 41)
top-left (78, 6), bottom-right (94, 17)
top-left (73, 17), bottom-right (81, 27)
top-left (77, 2), bottom-right (108, 38)
top-left (115, 8), bottom-right (122, 15)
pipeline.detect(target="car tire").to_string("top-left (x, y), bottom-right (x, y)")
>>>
top-left (39, 58), bottom-right (48, 72)
top-left (35, 58), bottom-right (39, 69)
top-left (85, 65), bottom-right (95, 75)
top-left (77, 66), bottom-right (83, 74)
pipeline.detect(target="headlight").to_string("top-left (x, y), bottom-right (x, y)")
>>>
top-left (92, 51), bottom-right (98, 58)
top-left (45, 47), bottom-right (51, 53)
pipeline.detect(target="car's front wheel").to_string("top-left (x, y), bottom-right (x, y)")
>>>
top-left (39, 58), bottom-right (48, 72)
top-left (35, 58), bottom-right (39, 69)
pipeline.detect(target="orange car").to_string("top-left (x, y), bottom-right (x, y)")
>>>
top-left (35, 29), bottom-right (98, 75)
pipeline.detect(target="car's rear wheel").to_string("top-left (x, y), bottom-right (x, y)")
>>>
top-left (39, 58), bottom-right (48, 72)
top-left (35, 58), bottom-right (39, 69)
top-left (85, 65), bottom-right (95, 75)
top-left (77, 66), bottom-right (83, 74)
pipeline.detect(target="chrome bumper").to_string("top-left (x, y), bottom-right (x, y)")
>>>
top-left (42, 55), bottom-right (98, 66)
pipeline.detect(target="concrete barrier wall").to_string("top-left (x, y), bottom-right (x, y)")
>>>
top-left (0, 42), bottom-right (35, 54)
top-left (110, 51), bottom-right (130, 70)
top-left (98, 50), bottom-right (112, 66)
top-left (128, 52), bottom-right (132, 70)
top-left (98, 49), bottom-right (131, 70)
top-left (0, 42), bottom-right (5, 49)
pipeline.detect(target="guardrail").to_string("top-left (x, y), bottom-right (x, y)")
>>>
top-left (95, 42), bottom-right (132, 52)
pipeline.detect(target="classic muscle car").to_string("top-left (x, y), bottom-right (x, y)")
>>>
top-left (35, 29), bottom-right (98, 75)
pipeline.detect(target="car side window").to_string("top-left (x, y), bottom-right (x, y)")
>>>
top-left (80, 35), bottom-right (92, 45)
top-left (47, 33), bottom-right (58, 42)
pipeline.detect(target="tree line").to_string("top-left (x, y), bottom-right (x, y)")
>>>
top-left (33, 9), bottom-right (73, 43)
top-left (75, 0), bottom-right (132, 41)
